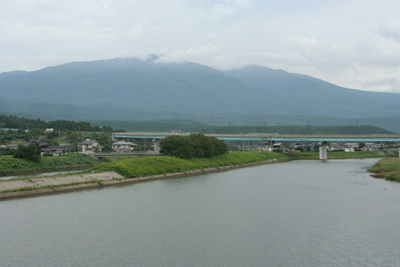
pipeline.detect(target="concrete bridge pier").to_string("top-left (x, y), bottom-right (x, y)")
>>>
top-left (319, 142), bottom-right (328, 160)
top-left (153, 139), bottom-right (160, 154)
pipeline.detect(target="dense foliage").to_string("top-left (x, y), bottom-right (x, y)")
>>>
top-left (95, 119), bottom-right (393, 135)
top-left (0, 114), bottom-right (115, 132)
top-left (14, 144), bottom-right (41, 162)
top-left (159, 133), bottom-right (228, 159)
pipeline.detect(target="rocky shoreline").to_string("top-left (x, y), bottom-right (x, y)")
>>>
top-left (0, 159), bottom-right (281, 200)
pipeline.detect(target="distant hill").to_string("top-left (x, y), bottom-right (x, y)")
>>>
top-left (223, 65), bottom-right (400, 117)
top-left (1, 58), bottom-right (400, 122)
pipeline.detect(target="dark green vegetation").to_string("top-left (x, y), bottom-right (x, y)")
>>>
top-left (0, 153), bottom-right (100, 176)
top-left (0, 114), bottom-right (116, 132)
top-left (368, 158), bottom-right (400, 181)
top-left (92, 151), bottom-right (383, 179)
top-left (103, 119), bottom-right (393, 134)
top-left (159, 133), bottom-right (228, 159)
top-left (2, 58), bottom-right (400, 133)
top-left (14, 144), bottom-right (41, 162)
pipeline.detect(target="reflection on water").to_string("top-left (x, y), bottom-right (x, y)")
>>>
top-left (1, 158), bottom-right (400, 267)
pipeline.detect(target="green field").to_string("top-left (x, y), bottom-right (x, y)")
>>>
top-left (0, 153), bottom-right (100, 176)
top-left (368, 158), bottom-right (400, 181)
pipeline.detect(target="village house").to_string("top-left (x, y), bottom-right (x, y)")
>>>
top-left (329, 143), bottom-right (342, 151)
top-left (273, 143), bottom-right (286, 153)
top-left (81, 139), bottom-right (101, 153)
top-left (112, 141), bottom-right (137, 152)
top-left (5, 143), bottom-right (20, 149)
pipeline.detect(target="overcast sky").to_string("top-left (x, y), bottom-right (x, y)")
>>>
top-left (1, 0), bottom-right (400, 92)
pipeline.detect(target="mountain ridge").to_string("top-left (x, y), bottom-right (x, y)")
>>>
top-left (1, 58), bottom-right (400, 119)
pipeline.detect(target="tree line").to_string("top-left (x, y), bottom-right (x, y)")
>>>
top-left (0, 114), bottom-right (117, 132)
top-left (93, 119), bottom-right (394, 135)
top-left (160, 133), bottom-right (228, 159)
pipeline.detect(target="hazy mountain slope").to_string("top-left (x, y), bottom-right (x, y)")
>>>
top-left (0, 58), bottom-right (273, 113)
top-left (223, 65), bottom-right (400, 117)
top-left (1, 58), bottom-right (400, 119)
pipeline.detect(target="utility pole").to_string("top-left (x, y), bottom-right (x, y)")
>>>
top-left (307, 120), bottom-right (310, 134)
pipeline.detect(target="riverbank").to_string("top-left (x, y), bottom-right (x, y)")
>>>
top-left (0, 153), bottom-right (100, 176)
top-left (368, 157), bottom-right (400, 181)
top-left (0, 151), bottom-right (386, 199)
top-left (0, 158), bottom-right (282, 199)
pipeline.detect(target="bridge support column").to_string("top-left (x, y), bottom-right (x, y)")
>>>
top-left (153, 140), bottom-right (160, 154)
top-left (319, 143), bottom-right (328, 160)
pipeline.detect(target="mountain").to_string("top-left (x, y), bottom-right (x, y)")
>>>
top-left (0, 58), bottom-right (268, 113)
top-left (1, 58), bottom-right (400, 120)
top-left (224, 65), bottom-right (400, 117)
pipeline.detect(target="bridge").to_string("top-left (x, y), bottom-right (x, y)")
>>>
top-left (113, 132), bottom-right (400, 160)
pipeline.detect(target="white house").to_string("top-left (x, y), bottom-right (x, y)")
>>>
top-left (112, 141), bottom-right (137, 152)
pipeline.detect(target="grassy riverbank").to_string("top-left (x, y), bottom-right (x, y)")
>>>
top-left (368, 158), bottom-right (400, 181)
top-left (0, 150), bottom-right (386, 197)
top-left (0, 153), bottom-right (100, 176)
top-left (92, 151), bottom-right (383, 178)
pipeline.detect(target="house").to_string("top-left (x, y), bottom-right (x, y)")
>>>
top-left (342, 145), bottom-right (355, 152)
top-left (112, 141), bottom-right (137, 152)
top-left (6, 143), bottom-right (19, 149)
top-left (344, 143), bottom-right (359, 149)
top-left (329, 143), bottom-right (342, 151)
top-left (29, 139), bottom-right (48, 149)
top-left (273, 143), bottom-right (286, 153)
top-left (41, 146), bottom-right (63, 155)
top-left (45, 128), bottom-right (54, 132)
top-left (81, 139), bottom-right (101, 153)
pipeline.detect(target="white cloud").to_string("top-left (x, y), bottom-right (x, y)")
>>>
top-left (0, 0), bottom-right (400, 93)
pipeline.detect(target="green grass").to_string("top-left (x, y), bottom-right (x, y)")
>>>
top-left (327, 151), bottom-right (383, 159)
top-left (91, 151), bottom-right (382, 179)
top-left (0, 153), bottom-right (100, 176)
top-left (91, 151), bottom-right (286, 178)
top-left (368, 157), bottom-right (400, 181)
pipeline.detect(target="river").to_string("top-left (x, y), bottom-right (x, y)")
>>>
top-left (1, 158), bottom-right (400, 266)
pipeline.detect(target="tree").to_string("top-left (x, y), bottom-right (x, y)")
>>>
top-left (359, 142), bottom-right (366, 149)
top-left (160, 134), bottom-right (228, 159)
top-left (159, 135), bottom-right (194, 159)
top-left (67, 131), bottom-right (83, 152)
top-left (102, 144), bottom-right (113, 152)
top-left (14, 144), bottom-right (41, 162)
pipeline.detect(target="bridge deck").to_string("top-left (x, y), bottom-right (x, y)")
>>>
top-left (113, 132), bottom-right (400, 142)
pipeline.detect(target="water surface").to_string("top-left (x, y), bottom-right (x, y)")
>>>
top-left (1, 158), bottom-right (399, 266)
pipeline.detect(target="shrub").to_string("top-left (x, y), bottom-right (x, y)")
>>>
top-left (14, 144), bottom-right (41, 162)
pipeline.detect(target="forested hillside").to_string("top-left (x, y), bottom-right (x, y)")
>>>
top-left (1, 58), bottom-right (400, 119)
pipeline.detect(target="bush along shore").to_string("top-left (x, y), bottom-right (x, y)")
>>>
top-left (0, 153), bottom-right (100, 176)
top-left (368, 157), bottom-right (400, 181)
top-left (0, 150), bottom-right (386, 198)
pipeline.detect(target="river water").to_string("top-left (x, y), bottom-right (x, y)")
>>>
top-left (1, 158), bottom-right (400, 267)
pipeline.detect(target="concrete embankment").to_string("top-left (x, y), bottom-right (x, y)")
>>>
top-left (0, 159), bottom-right (281, 200)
